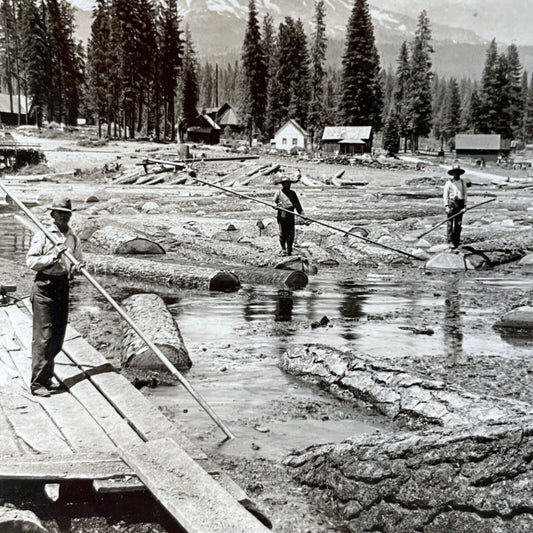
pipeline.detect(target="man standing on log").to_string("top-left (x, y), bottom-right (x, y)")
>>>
top-left (274, 177), bottom-right (304, 256)
top-left (443, 163), bottom-right (467, 249)
top-left (26, 198), bottom-right (83, 397)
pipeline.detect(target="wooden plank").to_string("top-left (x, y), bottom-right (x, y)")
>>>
top-left (121, 438), bottom-right (270, 533)
top-left (4, 305), bottom-right (144, 451)
top-left (0, 453), bottom-right (132, 480)
top-left (92, 477), bottom-right (145, 493)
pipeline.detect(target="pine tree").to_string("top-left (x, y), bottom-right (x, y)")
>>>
top-left (262, 13), bottom-right (277, 139)
top-left (180, 25), bottom-right (197, 136)
top-left (441, 77), bottom-right (461, 145)
top-left (506, 44), bottom-right (523, 138)
top-left (394, 41), bottom-right (410, 151)
top-left (406, 10), bottom-right (433, 151)
top-left (338, 0), bottom-right (382, 129)
top-left (286, 18), bottom-right (310, 127)
top-left (492, 53), bottom-right (512, 138)
top-left (19, 0), bottom-right (50, 127)
top-left (241, 0), bottom-right (266, 140)
top-left (382, 108), bottom-right (400, 154)
top-left (479, 39), bottom-right (499, 133)
top-left (525, 73), bottom-right (533, 141)
top-left (307, 0), bottom-right (326, 149)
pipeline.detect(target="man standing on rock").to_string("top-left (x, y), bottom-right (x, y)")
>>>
top-left (443, 163), bottom-right (467, 249)
top-left (274, 177), bottom-right (304, 256)
top-left (26, 198), bottom-right (83, 397)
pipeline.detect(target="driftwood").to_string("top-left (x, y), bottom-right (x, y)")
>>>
top-left (89, 224), bottom-right (166, 254)
top-left (230, 266), bottom-right (308, 289)
top-left (84, 253), bottom-right (241, 292)
top-left (285, 419), bottom-right (533, 533)
top-left (120, 293), bottom-right (191, 370)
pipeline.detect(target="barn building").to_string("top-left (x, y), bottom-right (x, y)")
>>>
top-left (321, 126), bottom-right (373, 154)
top-left (455, 134), bottom-right (511, 162)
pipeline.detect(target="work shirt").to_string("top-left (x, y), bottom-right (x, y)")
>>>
top-left (26, 224), bottom-right (82, 276)
top-left (273, 189), bottom-right (303, 214)
top-left (443, 178), bottom-right (467, 208)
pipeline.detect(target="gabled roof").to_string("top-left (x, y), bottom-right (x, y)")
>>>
top-left (322, 126), bottom-right (372, 142)
top-left (274, 119), bottom-right (307, 138)
top-left (191, 114), bottom-right (221, 131)
top-left (0, 93), bottom-right (29, 114)
top-left (455, 134), bottom-right (502, 150)
top-left (218, 107), bottom-right (241, 127)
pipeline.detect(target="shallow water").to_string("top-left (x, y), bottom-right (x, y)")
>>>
top-left (2, 214), bottom-right (532, 457)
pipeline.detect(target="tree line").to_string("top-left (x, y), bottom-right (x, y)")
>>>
top-left (1, 0), bottom-right (533, 148)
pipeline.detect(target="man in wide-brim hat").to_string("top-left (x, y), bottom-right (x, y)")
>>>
top-left (443, 163), bottom-right (468, 249)
top-left (26, 197), bottom-right (83, 396)
top-left (273, 176), bottom-right (304, 256)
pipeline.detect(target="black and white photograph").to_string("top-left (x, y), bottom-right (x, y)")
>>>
top-left (1, 0), bottom-right (533, 531)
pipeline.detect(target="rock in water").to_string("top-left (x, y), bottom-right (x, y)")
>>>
top-left (120, 293), bottom-right (192, 370)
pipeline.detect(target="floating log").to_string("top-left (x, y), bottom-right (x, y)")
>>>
top-left (89, 225), bottom-right (166, 254)
top-left (494, 306), bottom-right (533, 331)
top-left (230, 266), bottom-right (308, 289)
top-left (121, 293), bottom-right (191, 370)
top-left (461, 235), bottom-right (533, 266)
top-left (274, 256), bottom-right (317, 275)
top-left (84, 253), bottom-right (240, 292)
top-left (0, 505), bottom-right (47, 533)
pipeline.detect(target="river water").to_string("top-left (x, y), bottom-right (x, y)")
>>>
top-left (1, 213), bottom-right (532, 458)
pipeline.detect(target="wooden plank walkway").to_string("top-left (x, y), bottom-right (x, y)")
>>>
top-left (0, 303), bottom-right (269, 532)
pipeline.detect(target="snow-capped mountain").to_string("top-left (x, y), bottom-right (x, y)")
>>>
top-left (71, 0), bottom-right (533, 78)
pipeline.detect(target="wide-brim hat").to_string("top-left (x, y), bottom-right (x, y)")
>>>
top-left (448, 163), bottom-right (465, 176)
top-left (280, 177), bottom-right (292, 183)
top-left (48, 197), bottom-right (73, 213)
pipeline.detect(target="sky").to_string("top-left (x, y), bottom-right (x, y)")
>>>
top-left (375, 0), bottom-right (533, 45)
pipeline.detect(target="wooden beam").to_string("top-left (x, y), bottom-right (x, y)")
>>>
top-left (121, 438), bottom-right (270, 533)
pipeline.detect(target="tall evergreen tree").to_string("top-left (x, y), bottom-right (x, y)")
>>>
top-left (441, 77), bottom-right (461, 144)
top-left (307, 0), bottom-right (326, 148)
top-left (525, 73), bottom-right (533, 141)
top-left (382, 108), bottom-right (400, 154)
top-left (180, 25), bottom-right (197, 137)
top-left (262, 13), bottom-right (277, 139)
top-left (506, 44), bottom-right (523, 137)
top-left (406, 10), bottom-right (433, 151)
top-left (492, 52), bottom-right (512, 138)
top-left (338, 0), bottom-right (382, 129)
top-left (479, 38), bottom-right (499, 133)
top-left (241, 0), bottom-right (266, 140)
top-left (394, 41), bottom-right (410, 151)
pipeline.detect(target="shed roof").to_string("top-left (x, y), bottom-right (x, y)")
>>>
top-left (0, 93), bottom-right (29, 114)
top-left (322, 126), bottom-right (372, 142)
top-left (339, 138), bottom-right (365, 144)
top-left (274, 119), bottom-right (307, 138)
top-left (455, 134), bottom-right (502, 150)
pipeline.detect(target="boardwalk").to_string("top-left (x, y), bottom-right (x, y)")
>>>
top-left (0, 301), bottom-right (269, 532)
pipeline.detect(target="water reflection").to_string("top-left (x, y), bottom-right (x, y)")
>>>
top-left (442, 275), bottom-right (463, 365)
top-left (337, 280), bottom-right (367, 340)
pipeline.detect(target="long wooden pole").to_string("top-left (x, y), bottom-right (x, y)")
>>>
top-left (144, 157), bottom-right (424, 261)
top-left (416, 198), bottom-right (496, 239)
top-left (1, 183), bottom-right (235, 440)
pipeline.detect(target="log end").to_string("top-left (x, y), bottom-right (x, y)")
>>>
top-left (209, 271), bottom-right (241, 292)
top-left (284, 271), bottom-right (309, 289)
top-left (126, 344), bottom-right (192, 370)
top-left (116, 239), bottom-right (166, 254)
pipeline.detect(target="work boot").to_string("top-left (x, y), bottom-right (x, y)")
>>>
top-left (31, 386), bottom-right (51, 397)
top-left (44, 380), bottom-right (61, 392)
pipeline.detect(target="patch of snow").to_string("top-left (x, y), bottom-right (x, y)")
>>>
top-left (206, 0), bottom-right (245, 16)
top-left (369, 8), bottom-right (399, 25)
top-left (259, 0), bottom-right (281, 14)
top-left (398, 23), bottom-right (406, 32)
top-left (70, 0), bottom-right (94, 10)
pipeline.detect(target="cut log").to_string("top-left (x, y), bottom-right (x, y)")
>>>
top-left (0, 505), bottom-right (47, 533)
top-left (89, 225), bottom-right (166, 254)
top-left (285, 421), bottom-right (533, 533)
top-left (461, 235), bottom-right (533, 266)
top-left (120, 293), bottom-right (192, 370)
top-left (230, 266), bottom-right (308, 289)
top-left (274, 256), bottom-right (317, 275)
top-left (84, 253), bottom-right (240, 292)
top-left (494, 306), bottom-right (533, 330)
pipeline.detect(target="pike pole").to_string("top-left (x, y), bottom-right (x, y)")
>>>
top-left (417, 198), bottom-right (496, 239)
top-left (144, 158), bottom-right (425, 262)
top-left (0, 182), bottom-right (235, 441)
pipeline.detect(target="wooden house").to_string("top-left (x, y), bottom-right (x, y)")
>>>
top-left (202, 103), bottom-right (243, 134)
top-left (321, 126), bottom-right (373, 154)
top-left (273, 119), bottom-right (308, 151)
top-left (455, 134), bottom-right (511, 161)
top-left (186, 114), bottom-right (221, 145)
top-left (0, 93), bottom-right (32, 125)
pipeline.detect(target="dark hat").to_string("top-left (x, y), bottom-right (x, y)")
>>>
top-left (280, 177), bottom-right (292, 183)
top-left (448, 163), bottom-right (465, 176)
top-left (48, 197), bottom-right (73, 212)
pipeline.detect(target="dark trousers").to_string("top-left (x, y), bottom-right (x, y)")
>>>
top-left (447, 199), bottom-right (465, 247)
top-left (277, 211), bottom-right (295, 254)
top-left (30, 273), bottom-right (69, 389)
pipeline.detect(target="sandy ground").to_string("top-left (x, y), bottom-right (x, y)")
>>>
top-left (2, 126), bottom-right (533, 532)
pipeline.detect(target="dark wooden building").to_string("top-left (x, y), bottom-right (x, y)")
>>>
top-left (321, 126), bottom-right (373, 154)
top-left (186, 114), bottom-right (221, 145)
top-left (0, 93), bottom-right (32, 125)
top-left (455, 134), bottom-right (511, 162)
top-left (201, 103), bottom-right (243, 134)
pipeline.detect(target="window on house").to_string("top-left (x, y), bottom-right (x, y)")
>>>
top-left (282, 138), bottom-right (287, 145)
top-left (292, 138), bottom-right (297, 145)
